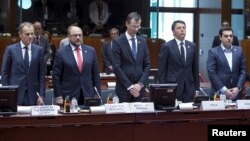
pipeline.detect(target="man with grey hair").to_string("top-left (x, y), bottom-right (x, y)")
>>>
top-left (53, 25), bottom-right (101, 105)
top-left (1, 22), bottom-right (45, 105)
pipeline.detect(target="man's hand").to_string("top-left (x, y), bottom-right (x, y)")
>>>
top-left (129, 84), bottom-right (142, 97)
top-left (224, 89), bottom-right (235, 99)
top-left (37, 96), bottom-right (44, 105)
top-left (229, 87), bottom-right (240, 99)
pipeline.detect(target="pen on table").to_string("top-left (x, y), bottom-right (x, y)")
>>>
top-left (36, 92), bottom-right (45, 105)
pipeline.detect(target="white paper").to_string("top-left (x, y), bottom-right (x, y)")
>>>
top-left (18, 106), bottom-right (32, 114)
top-left (90, 106), bottom-right (106, 114)
top-left (178, 102), bottom-right (193, 111)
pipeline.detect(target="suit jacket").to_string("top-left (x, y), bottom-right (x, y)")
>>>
top-left (101, 41), bottom-right (113, 73)
top-left (211, 35), bottom-right (239, 48)
top-left (158, 39), bottom-right (199, 102)
top-left (33, 0), bottom-right (55, 21)
top-left (32, 35), bottom-right (50, 61)
top-left (112, 34), bottom-right (151, 100)
top-left (1, 42), bottom-right (45, 105)
top-left (207, 45), bottom-right (246, 94)
top-left (52, 44), bottom-right (101, 100)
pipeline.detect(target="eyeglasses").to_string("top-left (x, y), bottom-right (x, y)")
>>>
top-left (70, 34), bottom-right (82, 37)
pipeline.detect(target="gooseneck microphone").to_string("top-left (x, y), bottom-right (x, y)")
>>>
top-left (199, 87), bottom-right (208, 96)
top-left (94, 87), bottom-right (103, 105)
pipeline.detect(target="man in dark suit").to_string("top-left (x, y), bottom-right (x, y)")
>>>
top-left (1, 22), bottom-right (45, 106)
top-left (158, 20), bottom-right (199, 102)
top-left (207, 27), bottom-right (246, 100)
top-left (112, 12), bottom-right (151, 102)
top-left (211, 21), bottom-right (239, 48)
top-left (33, 0), bottom-right (55, 27)
top-left (53, 26), bottom-right (101, 105)
top-left (33, 21), bottom-right (51, 62)
top-left (101, 27), bottom-right (119, 74)
top-left (63, 0), bottom-right (82, 27)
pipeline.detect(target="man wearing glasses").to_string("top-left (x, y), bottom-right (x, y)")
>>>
top-left (112, 12), bottom-right (151, 102)
top-left (53, 26), bottom-right (101, 105)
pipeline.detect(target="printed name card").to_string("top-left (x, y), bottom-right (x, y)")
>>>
top-left (201, 101), bottom-right (225, 111)
top-left (31, 105), bottom-right (59, 116)
top-left (236, 100), bottom-right (250, 109)
top-left (129, 102), bottom-right (155, 113)
top-left (105, 103), bottom-right (130, 114)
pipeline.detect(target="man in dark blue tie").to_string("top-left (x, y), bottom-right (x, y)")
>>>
top-left (207, 27), bottom-right (246, 100)
top-left (1, 22), bottom-right (45, 105)
top-left (112, 12), bottom-right (150, 102)
top-left (158, 20), bottom-right (200, 102)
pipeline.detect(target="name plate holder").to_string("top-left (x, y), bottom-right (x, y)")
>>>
top-left (129, 102), bottom-right (155, 113)
top-left (236, 100), bottom-right (250, 109)
top-left (105, 103), bottom-right (130, 114)
top-left (31, 105), bottom-right (59, 116)
top-left (200, 101), bottom-right (225, 111)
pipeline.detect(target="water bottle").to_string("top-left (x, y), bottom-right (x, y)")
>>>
top-left (70, 97), bottom-right (78, 113)
top-left (113, 95), bottom-right (119, 104)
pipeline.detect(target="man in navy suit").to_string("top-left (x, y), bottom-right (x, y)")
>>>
top-left (207, 27), bottom-right (246, 100)
top-left (101, 27), bottom-right (119, 74)
top-left (112, 12), bottom-right (150, 102)
top-left (53, 26), bottom-right (101, 105)
top-left (158, 20), bottom-right (199, 102)
top-left (1, 22), bottom-right (45, 105)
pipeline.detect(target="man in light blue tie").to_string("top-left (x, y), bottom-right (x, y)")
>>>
top-left (112, 12), bottom-right (150, 102)
top-left (207, 27), bottom-right (246, 100)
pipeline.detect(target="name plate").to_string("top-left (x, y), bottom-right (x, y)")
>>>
top-left (129, 102), bottom-right (155, 113)
top-left (31, 105), bottom-right (59, 116)
top-left (105, 103), bottom-right (130, 114)
top-left (201, 101), bottom-right (225, 111)
top-left (236, 100), bottom-right (250, 109)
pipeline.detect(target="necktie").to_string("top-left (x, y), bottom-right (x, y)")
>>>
top-left (180, 42), bottom-right (185, 63)
top-left (36, 37), bottom-right (39, 45)
top-left (75, 46), bottom-right (83, 72)
top-left (131, 37), bottom-right (137, 59)
top-left (24, 46), bottom-right (29, 72)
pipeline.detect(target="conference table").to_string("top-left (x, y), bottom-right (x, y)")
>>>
top-left (1, 108), bottom-right (250, 141)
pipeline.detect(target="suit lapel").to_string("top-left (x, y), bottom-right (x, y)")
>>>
top-left (16, 43), bottom-right (26, 73)
top-left (135, 36), bottom-right (142, 61)
top-left (121, 34), bottom-right (136, 62)
top-left (231, 47), bottom-right (237, 72)
top-left (185, 41), bottom-right (192, 66)
top-left (65, 45), bottom-right (79, 73)
top-left (29, 45), bottom-right (37, 72)
top-left (81, 44), bottom-right (88, 73)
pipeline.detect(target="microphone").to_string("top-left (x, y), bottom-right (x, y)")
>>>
top-left (199, 87), bottom-right (208, 96)
top-left (94, 87), bottom-right (103, 105)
